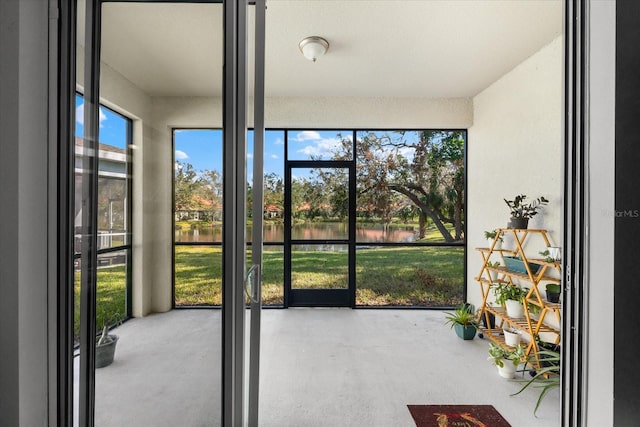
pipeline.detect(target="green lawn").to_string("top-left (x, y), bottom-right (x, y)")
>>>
top-left (74, 264), bottom-right (127, 340)
top-left (174, 245), bottom-right (464, 307)
top-left (74, 245), bottom-right (464, 340)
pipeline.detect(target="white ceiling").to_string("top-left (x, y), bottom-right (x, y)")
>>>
top-left (88, 0), bottom-right (562, 99)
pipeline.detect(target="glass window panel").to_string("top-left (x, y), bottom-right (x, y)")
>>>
top-left (355, 130), bottom-right (466, 244)
top-left (355, 246), bottom-right (465, 306)
top-left (291, 244), bottom-right (348, 289)
top-left (287, 129), bottom-right (353, 161)
top-left (174, 245), bottom-right (222, 306)
top-left (261, 245), bottom-right (284, 305)
top-left (174, 129), bottom-right (223, 243)
top-left (291, 168), bottom-right (349, 239)
top-left (96, 250), bottom-right (129, 329)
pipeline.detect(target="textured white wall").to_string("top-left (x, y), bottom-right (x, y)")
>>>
top-left (77, 46), bottom-right (173, 316)
top-left (467, 36), bottom-right (564, 309)
top-left (587, 1), bottom-right (616, 424)
top-left (151, 96), bottom-right (472, 129)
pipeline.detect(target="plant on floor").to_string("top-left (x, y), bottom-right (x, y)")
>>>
top-left (512, 348), bottom-right (560, 415)
top-left (488, 342), bottom-right (526, 379)
top-left (96, 310), bottom-right (121, 369)
top-left (444, 304), bottom-right (478, 340)
top-left (487, 342), bottom-right (526, 368)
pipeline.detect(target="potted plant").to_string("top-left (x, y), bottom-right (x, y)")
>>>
top-left (503, 326), bottom-right (521, 347)
top-left (484, 229), bottom-right (504, 249)
top-left (95, 311), bottom-right (121, 369)
top-left (478, 305), bottom-right (496, 329)
top-left (540, 247), bottom-right (561, 262)
top-left (492, 282), bottom-right (528, 318)
top-left (486, 260), bottom-right (501, 282)
top-left (504, 194), bottom-right (549, 229)
top-left (487, 342), bottom-right (526, 379)
top-left (444, 304), bottom-right (478, 340)
top-left (545, 283), bottom-right (561, 303)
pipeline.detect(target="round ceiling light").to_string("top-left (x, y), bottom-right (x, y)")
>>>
top-left (299, 36), bottom-right (330, 62)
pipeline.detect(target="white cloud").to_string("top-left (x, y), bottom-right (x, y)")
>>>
top-left (247, 153), bottom-right (254, 159)
top-left (274, 137), bottom-right (284, 145)
top-left (293, 131), bottom-right (321, 142)
top-left (297, 137), bottom-right (342, 159)
top-left (76, 102), bottom-right (108, 127)
top-left (175, 150), bottom-right (189, 160)
top-left (270, 154), bottom-right (279, 159)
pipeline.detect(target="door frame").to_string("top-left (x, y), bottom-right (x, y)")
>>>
top-left (284, 161), bottom-right (356, 307)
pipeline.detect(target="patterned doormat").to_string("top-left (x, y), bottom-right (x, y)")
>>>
top-left (407, 404), bottom-right (512, 427)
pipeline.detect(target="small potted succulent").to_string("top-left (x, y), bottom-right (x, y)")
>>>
top-left (487, 342), bottom-right (527, 379)
top-left (444, 304), bottom-right (479, 340)
top-left (504, 194), bottom-right (549, 229)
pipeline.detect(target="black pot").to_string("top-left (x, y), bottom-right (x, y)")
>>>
top-left (509, 217), bottom-right (529, 229)
top-left (546, 290), bottom-right (561, 303)
top-left (96, 334), bottom-right (119, 368)
top-left (480, 311), bottom-right (495, 329)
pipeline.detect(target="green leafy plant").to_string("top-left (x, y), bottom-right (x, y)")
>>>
top-left (486, 260), bottom-right (501, 268)
top-left (545, 283), bottom-right (561, 294)
top-left (504, 194), bottom-right (549, 219)
top-left (444, 304), bottom-right (479, 328)
top-left (484, 229), bottom-right (504, 242)
top-left (487, 342), bottom-right (526, 368)
top-left (539, 249), bottom-right (555, 263)
top-left (527, 301), bottom-right (542, 316)
top-left (512, 348), bottom-right (560, 415)
top-left (492, 282), bottom-right (528, 306)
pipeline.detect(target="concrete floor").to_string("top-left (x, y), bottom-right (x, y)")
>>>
top-left (83, 309), bottom-right (560, 426)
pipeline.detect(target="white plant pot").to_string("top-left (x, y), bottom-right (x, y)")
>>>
top-left (547, 246), bottom-right (561, 261)
top-left (497, 360), bottom-right (517, 379)
top-left (487, 238), bottom-right (503, 250)
top-left (505, 299), bottom-right (524, 318)
top-left (489, 270), bottom-right (499, 282)
top-left (503, 328), bottom-right (521, 347)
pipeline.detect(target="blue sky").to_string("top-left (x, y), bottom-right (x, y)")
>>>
top-left (75, 92), bottom-right (423, 183)
top-left (75, 94), bottom-right (128, 149)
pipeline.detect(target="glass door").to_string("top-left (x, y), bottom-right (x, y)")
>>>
top-left (285, 164), bottom-right (355, 306)
top-left (76, 0), bottom-right (263, 425)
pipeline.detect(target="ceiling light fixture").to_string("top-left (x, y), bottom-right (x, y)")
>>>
top-left (299, 36), bottom-right (329, 62)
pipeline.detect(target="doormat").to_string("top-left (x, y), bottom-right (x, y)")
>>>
top-left (407, 405), bottom-right (511, 427)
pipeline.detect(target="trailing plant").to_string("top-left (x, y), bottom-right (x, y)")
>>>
top-left (444, 304), bottom-right (479, 328)
top-left (492, 282), bottom-right (528, 306)
top-left (504, 194), bottom-right (549, 219)
top-left (487, 342), bottom-right (526, 368)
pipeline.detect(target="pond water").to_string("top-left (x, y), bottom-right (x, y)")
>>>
top-left (175, 222), bottom-right (418, 243)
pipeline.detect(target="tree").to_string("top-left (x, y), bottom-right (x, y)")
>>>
top-left (263, 172), bottom-right (284, 219)
top-left (174, 161), bottom-right (200, 214)
top-left (197, 169), bottom-right (222, 221)
top-left (355, 131), bottom-right (465, 242)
